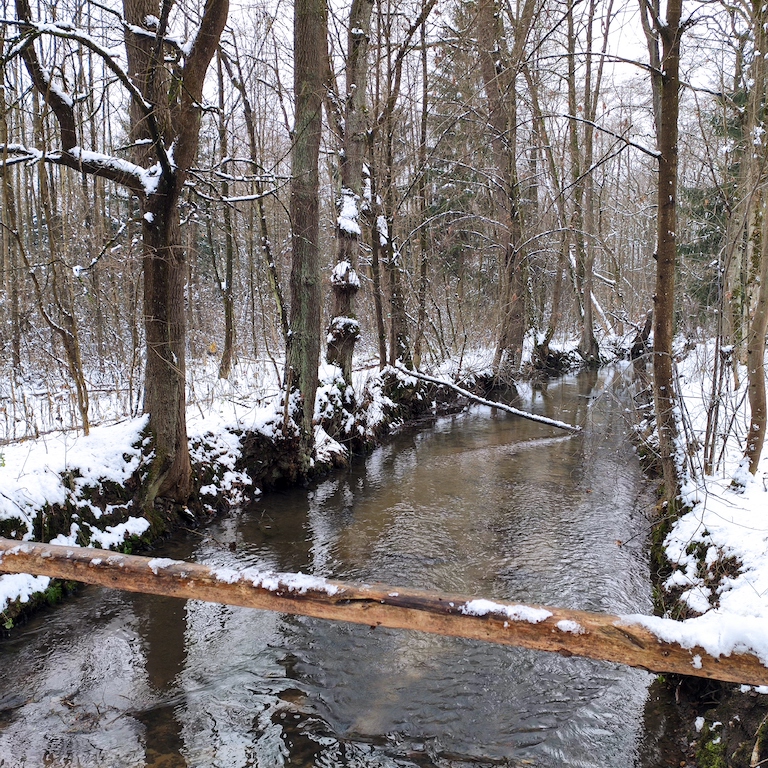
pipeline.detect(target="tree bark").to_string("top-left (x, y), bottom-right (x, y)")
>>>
top-left (286, 0), bottom-right (327, 469)
top-left (140, 189), bottom-right (192, 501)
top-left (565, 0), bottom-right (613, 366)
top-left (10, 0), bottom-right (229, 503)
top-left (651, 0), bottom-right (683, 502)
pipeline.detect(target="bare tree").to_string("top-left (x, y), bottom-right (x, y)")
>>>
top-left (476, 0), bottom-right (537, 379)
top-left (367, 0), bottom-right (437, 370)
top-left (213, 52), bottom-right (237, 380)
top-left (219, 42), bottom-right (289, 345)
top-left (6, 0), bottom-right (228, 509)
top-left (640, 0), bottom-right (686, 502)
top-left (739, 0), bottom-right (768, 475)
top-left (566, 0), bottom-right (615, 365)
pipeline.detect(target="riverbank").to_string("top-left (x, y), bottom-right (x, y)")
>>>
top-left (0, 359), bottom-right (480, 627)
top-left (640, 341), bottom-right (768, 767)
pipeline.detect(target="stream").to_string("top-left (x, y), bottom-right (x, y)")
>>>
top-left (0, 367), bottom-right (658, 767)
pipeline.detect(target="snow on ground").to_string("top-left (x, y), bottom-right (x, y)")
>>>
top-left (621, 340), bottom-right (768, 672)
top-left (0, 417), bottom-right (148, 538)
top-left (0, 357), bottom-right (387, 613)
top-left (0, 417), bottom-right (152, 613)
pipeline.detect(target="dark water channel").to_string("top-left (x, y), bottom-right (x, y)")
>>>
top-left (0, 368), bottom-right (658, 767)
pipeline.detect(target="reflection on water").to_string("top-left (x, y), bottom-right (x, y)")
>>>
top-left (0, 368), bottom-right (655, 767)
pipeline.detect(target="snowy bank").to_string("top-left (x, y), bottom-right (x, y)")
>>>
top-left (647, 343), bottom-right (768, 665)
top-left (637, 341), bottom-right (768, 763)
top-left (0, 363), bottom-right (443, 619)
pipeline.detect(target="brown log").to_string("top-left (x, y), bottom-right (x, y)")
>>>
top-left (1, 537), bottom-right (767, 686)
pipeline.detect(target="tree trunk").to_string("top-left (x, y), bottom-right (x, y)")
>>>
top-left (29, 89), bottom-right (91, 434)
top-left (652, 0), bottom-right (683, 503)
top-left (367, 153), bottom-right (389, 369)
top-left (733, 0), bottom-right (768, 477)
top-left (476, 0), bottom-right (534, 378)
top-left (141, 189), bottom-right (192, 502)
top-left (413, 20), bottom-right (430, 370)
top-left (0, 56), bottom-right (22, 371)
top-left (326, 0), bottom-right (374, 384)
top-left (366, 0), bottom-right (436, 370)
top-left (286, 0), bottom-right (327, 469)
top-left (744, 206), bottom-right (768, 475)
top-left (380, 10), bottom-right (412, 369)
top-left (567, 0), bottom-right (610, 366)
top-left (524, 63), bottom-right (567, 361)
top-left (215, 55), bottom-right (237, 380)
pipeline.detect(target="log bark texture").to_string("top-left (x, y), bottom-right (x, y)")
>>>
top-left (1, 538), bottom-right (767, 686)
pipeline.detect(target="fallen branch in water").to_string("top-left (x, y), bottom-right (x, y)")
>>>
top-left (1, 538), bottom-right (767, 686)
top-left (394, 364), bottom-right (581, 433)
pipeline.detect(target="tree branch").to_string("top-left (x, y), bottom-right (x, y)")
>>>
top-left (563, 113), bottom-right (661, 159)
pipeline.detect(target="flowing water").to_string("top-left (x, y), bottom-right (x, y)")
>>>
top-left (0, 367), bottom-right (657, 767)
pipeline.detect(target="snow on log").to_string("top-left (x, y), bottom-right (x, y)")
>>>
top-left (1, 538), bottom-right (768, 686)
top-left (395, 365), bottom-right (582, 433)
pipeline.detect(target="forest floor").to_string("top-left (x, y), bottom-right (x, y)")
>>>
top-left (1, 339), bottom-right (768, 766)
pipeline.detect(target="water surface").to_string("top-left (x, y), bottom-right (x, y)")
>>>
top-left (0, 368), bottom-right (655, 767)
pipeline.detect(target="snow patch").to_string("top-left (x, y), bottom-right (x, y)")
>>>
top-left (211, 566), bottom-right (341, 596)
top-left (89, 517), bottom-right (150, 550)
top-left (331, 260), bottom-right (361, 288)
top-left (147, 557), bottom-right (181, 574)
top-left (461, 599), bottom-right (552, 624)
top-left (0, 574), bottom-right (51, 609)
top-left (337, 189), bottom-right (361, 236)
top-left (556, 619), bottom-right (586, 634)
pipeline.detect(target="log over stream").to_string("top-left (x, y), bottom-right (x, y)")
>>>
top-left (1, 538), bottom-right (766, 686)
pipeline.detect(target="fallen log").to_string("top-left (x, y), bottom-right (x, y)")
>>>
top-left (394, 364), bottom-right (581, 433)
top-left (1, 537), bottom-right (766, 686)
